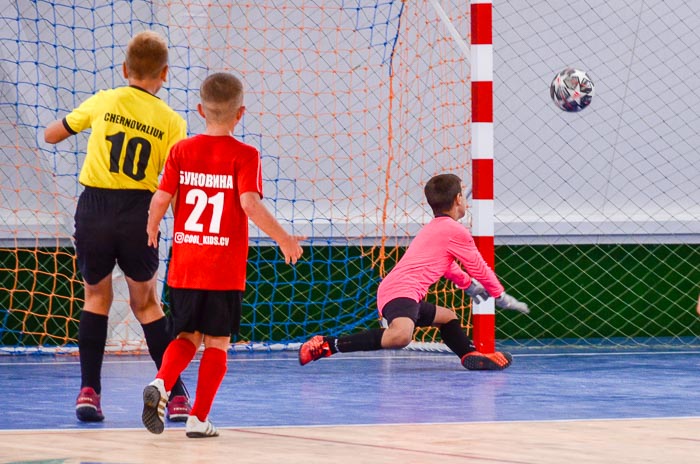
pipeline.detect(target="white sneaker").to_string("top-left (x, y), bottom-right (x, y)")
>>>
top-left (185, 415), bottom-right (219, 438)
top-left (142, 378), bottom-right (169, 434)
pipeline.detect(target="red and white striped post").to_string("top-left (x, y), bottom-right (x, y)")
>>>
top-left (470, 0), bottom-right (495, 353)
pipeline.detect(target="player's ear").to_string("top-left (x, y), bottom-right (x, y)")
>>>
top-left (197, 103), bottom-right (206, 119)
top-left (122, 62), bottom-right (128, 79)
top-left (160, 64), bottom-right (169, 82)
top-left (236, 105), bottom-right (246, 122)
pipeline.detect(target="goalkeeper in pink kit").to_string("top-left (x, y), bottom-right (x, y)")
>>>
top-left (299, 173), bottom-right (529, 370)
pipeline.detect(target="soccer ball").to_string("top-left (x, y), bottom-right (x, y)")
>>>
top-left (550, 68), bottom-right (595, 112)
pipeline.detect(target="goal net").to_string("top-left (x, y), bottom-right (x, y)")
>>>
top-left (492, 1), bottom-right (700, 349)
top-left (1, 0), bottom-right (474, 353)
top-left (1, 1), bottom-right (698, 355)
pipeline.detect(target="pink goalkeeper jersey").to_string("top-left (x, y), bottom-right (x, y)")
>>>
top-left (377, 216), bottom-right (505, 314)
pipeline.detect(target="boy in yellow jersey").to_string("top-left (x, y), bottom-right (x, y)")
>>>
top-left (44, 30), bottom-right (190, 423)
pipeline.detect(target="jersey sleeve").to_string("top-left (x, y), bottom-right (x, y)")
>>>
top-left (63, 91), bottom-right (102, 134)
top-left (447, 228), bottom-right (505, 298)
top-left (443, 262), bottom-right (472, 289)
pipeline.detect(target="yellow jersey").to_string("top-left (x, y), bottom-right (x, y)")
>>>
top-left (64, 86), bottom-right (187, 191)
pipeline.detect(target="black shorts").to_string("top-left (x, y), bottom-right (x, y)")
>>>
top-left (73, 186), bottom-right (158, 284)
top-left (169, 287), bottom-right (243, 337)
top-left (381, 298), bottom-right (436, 328)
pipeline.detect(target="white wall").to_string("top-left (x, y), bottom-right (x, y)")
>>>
top-left (493, 0), bottom-right (700, 243)
top-left (1, 0), bottom-right (698, 246)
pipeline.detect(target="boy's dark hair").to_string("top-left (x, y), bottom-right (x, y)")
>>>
top-left (125, 31), bottom-right (168, 79)
top-left (424, 173), bottom-right (462, 215)
top-left (200, 72), bottom-right (244, 123)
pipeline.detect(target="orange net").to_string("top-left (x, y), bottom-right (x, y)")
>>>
top-left (1, 1), bottom-right (472, 353)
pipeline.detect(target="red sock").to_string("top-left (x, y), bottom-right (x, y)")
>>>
top-left (157, 338), bottom-right (197, 392)
top-left (190, 347), bottom-right (227, 421)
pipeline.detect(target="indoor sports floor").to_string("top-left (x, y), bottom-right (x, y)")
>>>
top-left (2, 348), bottom-right (700, 463)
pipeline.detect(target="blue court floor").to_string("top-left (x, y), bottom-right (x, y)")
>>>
top-left (2, 349), bottom-right (700, 431)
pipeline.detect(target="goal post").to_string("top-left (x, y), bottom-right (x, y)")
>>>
top-left (430, 0), bottom-right (497, 353)
top-left (0, 0), bottom-right (478, 353)
top-left (468, 0), bottom-right (496, 353)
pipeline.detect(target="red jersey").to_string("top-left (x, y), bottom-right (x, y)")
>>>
top-left (159, 134), bottom-right (262, 290)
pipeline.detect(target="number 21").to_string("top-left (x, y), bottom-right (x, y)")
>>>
top-left (184, 189), bottom-right (224, 234)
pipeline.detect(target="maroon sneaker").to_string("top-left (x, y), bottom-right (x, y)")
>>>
top-left (166, 395), bottom-right (191, 422)
top-left (75, 386), bottom-right (104, 422)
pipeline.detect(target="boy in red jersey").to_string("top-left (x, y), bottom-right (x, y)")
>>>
top-left (141, 72), bottom-right (304, 438)
top-left (299, 173), bottom-right (529, 370)
top-left (44, 30), bottom-right (190, 422)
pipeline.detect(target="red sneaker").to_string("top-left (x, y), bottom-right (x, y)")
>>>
top-left (166, 395), bottom-right (191, 422)
top-left (75, 386), bottom-right (104, 422)
top-left (298, 335), bottom-right (332, 366)
top-left (461, 351), bottom-right (513, 370)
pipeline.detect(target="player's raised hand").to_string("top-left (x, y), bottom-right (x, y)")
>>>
top-left (465, 279), bottom-right (489, 304)
top-left (495, 292), bottom-right (530, 314)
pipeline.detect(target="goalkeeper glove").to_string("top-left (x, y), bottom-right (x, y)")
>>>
top-left (465, 279), bottom-right (490, 304)
top-left (495, 293), bottom-right (530, 314)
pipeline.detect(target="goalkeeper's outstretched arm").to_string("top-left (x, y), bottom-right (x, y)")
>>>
top-left (494, 292), bottom-right (530, 314)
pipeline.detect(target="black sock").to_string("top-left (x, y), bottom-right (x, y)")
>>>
top-left (439, 319), bottom-right (475, 358)
top-left (142, 317), bottom-right (187, 398)
top-left (329, 328), bottom-right (385, 353)
top-left (78, 311), bottom-right (108, 394)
